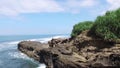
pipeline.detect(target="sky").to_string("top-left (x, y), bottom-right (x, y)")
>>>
top-left (0, 0), bottom-right (120, 35)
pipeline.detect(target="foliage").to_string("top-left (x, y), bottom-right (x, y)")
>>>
top-left (90, 8), bottom-right (120, 40)
top-left (71, 8), bottom-right (120, 41)
top-left (71, 21), bottom-right (93, 37)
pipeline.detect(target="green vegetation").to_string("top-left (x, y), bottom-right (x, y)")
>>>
top-left (71, 8), bottom-right (120, 41)
top-left (71, 21), bottom-right (93, 37)
top-left (91, 8), bottom-right (120, 40)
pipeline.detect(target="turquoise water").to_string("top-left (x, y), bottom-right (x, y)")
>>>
top-left (0, 34), bottom-right (69, 68)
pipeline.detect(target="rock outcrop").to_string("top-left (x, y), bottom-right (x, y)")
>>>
top-left (18, 41), bottom-right (49, 61)
top-left (18, 30), bottom-right (120, 68)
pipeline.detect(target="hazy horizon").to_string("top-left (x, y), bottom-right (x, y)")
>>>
top-left (0, 34), bottom-right (70, 36)
top-left (0, 0), bottom-right (120, 35)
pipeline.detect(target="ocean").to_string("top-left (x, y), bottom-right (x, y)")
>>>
top-left (0, 34), bottom-right (69, 68)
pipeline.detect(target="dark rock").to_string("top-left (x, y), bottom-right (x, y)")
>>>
top-left (48, 38), bottom-right (69, 47)
top-left (109, 54), bottom-right (120, 66)
top-left (18, 31), bottom-right (120, 68)
top-left (18, 41), bottom-right (49, 61)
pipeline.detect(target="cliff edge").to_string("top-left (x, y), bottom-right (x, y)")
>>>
top-left (18, 30), bottom-right (120, 68)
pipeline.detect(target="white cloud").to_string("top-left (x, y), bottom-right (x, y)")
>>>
top-left (97, 0), bottom-right (120, 15)
top-left (67, 0), bottom-right (97, 7)
top-left (0, 0), bottom-right (99, 16)
top-left (0, 0), bottom-right (64, 16)
top-left (60, 0), bottom-right (98, 13)
top-left (107, 0), bottom-right (120, 10)
top-left (1, 0), bottom-right (120, 17)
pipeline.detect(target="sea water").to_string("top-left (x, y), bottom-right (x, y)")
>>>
top-left (0, 34), bottom-right (69, 68)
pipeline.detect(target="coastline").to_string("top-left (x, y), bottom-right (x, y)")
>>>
top-left (18, 8), bottom-right (120, 68)
top-left (18, 30), bottom-right (120, 68)
top-left (0, 34), bottom-right (68, 68)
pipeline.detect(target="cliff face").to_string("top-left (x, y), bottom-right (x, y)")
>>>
top-left (18, 30), bottom-right (120, 68)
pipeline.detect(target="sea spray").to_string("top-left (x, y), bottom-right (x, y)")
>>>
top-left (0, 35), bottom-right (69, 68)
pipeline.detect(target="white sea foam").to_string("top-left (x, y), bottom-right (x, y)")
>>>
top-left (29, 35), bottom-right (69, 43)
top-left (8, 51), bottom-right (28, 59)
top-left (7, 41), bottom-right (20, 45)
top-left (0, 35), bottom-right (69, 68)
top-left (1, 40), bottom-right (22, 45)
top-left (53, 35), bottom-right (67, 39)
top-left (37, 64), bottom-right (46, 68)
top-left (0, 43), bottom-right (16, 51)
top-left (2, 35), bottom-right (69, 45)
top-left (0, 35), bottom-right (69, 51)
top-left (8, 51), bottom-right (46, 68)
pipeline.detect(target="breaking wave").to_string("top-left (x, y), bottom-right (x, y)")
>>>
top-left (0, 35), bottom-right (69, 68)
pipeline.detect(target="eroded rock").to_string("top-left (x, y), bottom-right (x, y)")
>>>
top-left (18, 31), bottom-right (120, 68)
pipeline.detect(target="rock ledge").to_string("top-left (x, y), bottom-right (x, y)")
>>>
top-left (18, 31), bottom-right (120, 68)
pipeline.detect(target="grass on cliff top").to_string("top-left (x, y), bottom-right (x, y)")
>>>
top-left (91, 8), bottom-right (120, 41)
top-left (71, 8), bottom-right (120, 41)
top-left (71, 21), bottom-right (93, 37)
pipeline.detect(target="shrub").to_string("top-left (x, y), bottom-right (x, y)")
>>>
top-left (71, 21), bottom-right (93, 37)
top-left (90, 8), bottom-right (120, 40)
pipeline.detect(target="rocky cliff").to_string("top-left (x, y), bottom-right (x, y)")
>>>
top-left (18, 30), bottom-right (120, 68)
